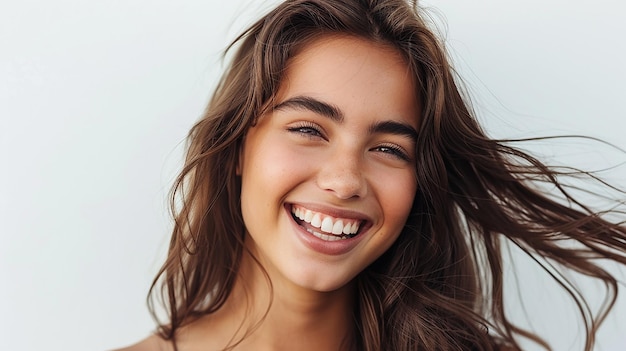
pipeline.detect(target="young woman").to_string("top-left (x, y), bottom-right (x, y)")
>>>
top-left (117, 0), bottom-right (626, 350)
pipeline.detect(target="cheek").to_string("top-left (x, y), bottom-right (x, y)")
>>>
top-left (243, 141), bottom-right (308, 190)
top-left (364, 174), bottom-right (415, 268)
top-left (240, 136), bottom-right (313, 220)
top-left (378, 173), bottom-right (417, 230)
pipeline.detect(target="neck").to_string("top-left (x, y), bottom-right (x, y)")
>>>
top-left (210, 249), bottom-right (357, 351)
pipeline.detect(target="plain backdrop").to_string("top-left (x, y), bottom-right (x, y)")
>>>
top-left (1, 0), bottom-right (625, 350)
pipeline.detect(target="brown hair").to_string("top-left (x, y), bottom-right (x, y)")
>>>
top-left (148, 0), bottom-right (626, 350)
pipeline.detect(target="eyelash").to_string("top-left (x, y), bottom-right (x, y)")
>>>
top-left (286, 122), bottom-right (326, 139)
top-left (373, 143), bottom-right (410, 161)
top-left (287, 122), bottom-right (410, 161)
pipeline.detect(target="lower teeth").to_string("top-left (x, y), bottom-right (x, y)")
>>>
top-left (306, 228), bottom-right (349, 241)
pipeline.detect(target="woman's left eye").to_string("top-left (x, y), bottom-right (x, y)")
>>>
top-left (373, 144), bottom-right (410, 161)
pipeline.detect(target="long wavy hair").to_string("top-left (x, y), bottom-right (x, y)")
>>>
top-left (148, 0), bottom-right (626, 350)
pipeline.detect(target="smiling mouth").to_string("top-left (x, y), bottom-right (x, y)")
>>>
top-left (290, 204), bottom-right (364, 241)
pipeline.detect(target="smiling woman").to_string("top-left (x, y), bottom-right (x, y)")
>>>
top-left (239, 36), bottom-right (418, 294)
top-left (112, 0), bottom-right (626, 350)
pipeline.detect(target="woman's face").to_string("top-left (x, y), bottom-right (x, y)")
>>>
top-left (239, 35), bottom-right (419, 293)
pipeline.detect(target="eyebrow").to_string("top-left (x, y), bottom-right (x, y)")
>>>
top-left (274, 95), bottom-right (418, 142)
top-left (369, 120), bottom-right (418, 143)
top-left (274, 96), bottom-right (344, 122)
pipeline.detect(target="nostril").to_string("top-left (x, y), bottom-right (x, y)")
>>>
top-left (317, 169), bottom-right (366, 199)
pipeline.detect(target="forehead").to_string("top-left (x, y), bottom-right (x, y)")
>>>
top-left (275, 34), bottom-right (420, 128)
top-left (285, 34), bottom-right (411, 83)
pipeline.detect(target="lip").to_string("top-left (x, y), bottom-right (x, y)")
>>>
top-left (285, 203), bottom-right (372, 256)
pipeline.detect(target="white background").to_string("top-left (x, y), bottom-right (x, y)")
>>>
top-left (1, 0), bottom-right (625, 350)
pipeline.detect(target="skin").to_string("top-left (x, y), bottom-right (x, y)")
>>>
top-left (116, 35), bottom-right (420, 351)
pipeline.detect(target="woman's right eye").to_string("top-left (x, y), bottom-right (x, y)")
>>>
top-left (286, 123), bottom-right (325, 140)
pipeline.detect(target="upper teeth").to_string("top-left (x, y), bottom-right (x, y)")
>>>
top-left (292, 205), bottom-right (361, 235)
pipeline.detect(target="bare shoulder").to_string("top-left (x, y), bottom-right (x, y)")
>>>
top-left (112, 334), bottom-right (174, 351)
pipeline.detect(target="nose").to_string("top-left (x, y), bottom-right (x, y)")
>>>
top-left (316, 147), bottom-right (367, 199)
